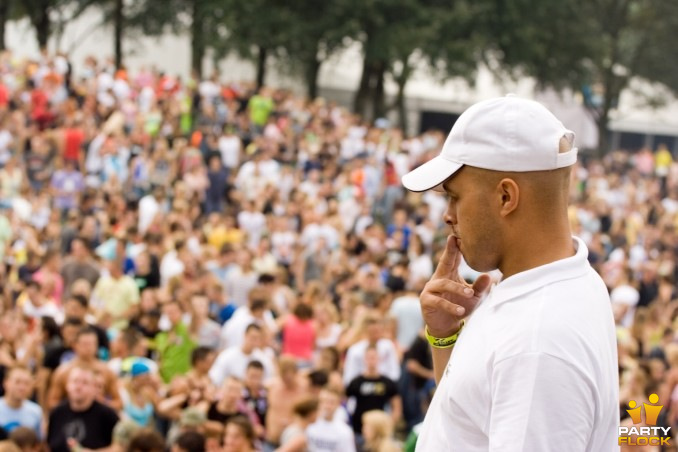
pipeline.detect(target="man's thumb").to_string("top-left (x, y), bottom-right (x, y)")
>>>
top-left (472, 273), bottom-right (492, 297)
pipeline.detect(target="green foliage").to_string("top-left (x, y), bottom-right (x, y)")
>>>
top-left (479, 0), bottom-right (678, 151)
top-left (5, 0), bottom-right (678, 149)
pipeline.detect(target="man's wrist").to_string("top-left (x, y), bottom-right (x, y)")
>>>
top-left (427, 321), bottom-right (463, 339)
top-left (426, 320), bottom-right (465, 349)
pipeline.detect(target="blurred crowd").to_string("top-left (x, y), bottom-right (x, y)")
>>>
top-left (0, 48), bottom-right (676, 452)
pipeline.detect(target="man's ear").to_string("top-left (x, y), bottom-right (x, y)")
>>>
top-left (497, 178), bottom-right (519, 217)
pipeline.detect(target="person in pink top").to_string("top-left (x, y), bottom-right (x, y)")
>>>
top-left (281, 303), bottom-right (315, 366)
top-left (32, 249), bottom-right (64, 305)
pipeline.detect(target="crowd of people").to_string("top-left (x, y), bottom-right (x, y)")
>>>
top-left (0, 47), bottom-right (675, 452)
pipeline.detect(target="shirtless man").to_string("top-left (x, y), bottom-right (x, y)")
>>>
top-left (265, 357), bottom-right (308, 449)
top-left (47, 326), bottom-right (122, 411)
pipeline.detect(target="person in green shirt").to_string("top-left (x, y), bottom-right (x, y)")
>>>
top-left (247, 88), bottom-right (274, 130)
top-left (404, 422), bottom-right (423, 452)
top-left (153, 299), bottom-right (196, 383)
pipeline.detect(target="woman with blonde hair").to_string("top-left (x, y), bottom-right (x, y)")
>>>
top-left (361, 410), bottom-right (400, 452)
top-left (314, 302), bottom-right (342, 350)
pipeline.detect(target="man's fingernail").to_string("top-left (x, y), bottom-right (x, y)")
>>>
top-left (464, 287), bottom-right (474, 295)
top-left (456, 307), bottom-right (465, 315)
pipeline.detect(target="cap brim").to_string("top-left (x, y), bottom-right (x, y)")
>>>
top-left (402, 157), bottom-right (463, 192)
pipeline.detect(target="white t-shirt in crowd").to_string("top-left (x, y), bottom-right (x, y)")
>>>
top-left (23, 299), bottom-right (61, 322)
top-left (315, 323), bottom-right (343, 350)
top-left (0, 398), bottom-right (43, 435)
top-left (218, 135), bottom-right (241, 169)
top-left (208, 346), bottom-right (274, 387)
top-left (342, 339), bottom-right (401, 385)
top-left (0, 130), bottom-right (12, 165)
top-left (408, 254), bottom-right (433, 288)
top-left (159, 249), bottom-right (184, 288)
top-left (271, 231), bottom-right (297, 264)
top-left (198, 80), bottom-right (220, 104)
top-left (237, 210), bottom-right (267, 248)
top-left (218, 307), bottom-right (277, 350)
top-left (224, 267), bottom-right (259, 308)
top-left (301, 223), bottom-right (340, 250)
top-left (389, 294), bottom-right (423, 350)
top-left (306, 418), bottom-right (356, 452)
top-left (610, 284), bottom-right (640, 329)
top-left (416, 237), bottom-right (619, 452)
top-left (138, 194), bottom-right (161, 234)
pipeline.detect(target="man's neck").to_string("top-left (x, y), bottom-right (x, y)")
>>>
top-left (70, 400), bottom-right (93, 412)
top-left (3, 396), bottom-right (22, 409)
top-left (363, 370), bottom-right (379, 379)
top-left (501, 229), bottom-right (575, 280)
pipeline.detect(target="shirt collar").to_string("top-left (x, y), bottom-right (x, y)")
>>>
top-left (485, 236), bottom-right (590, 307)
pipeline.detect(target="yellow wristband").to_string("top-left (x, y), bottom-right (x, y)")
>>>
top-left (425, 321), bottom-right (465, 349)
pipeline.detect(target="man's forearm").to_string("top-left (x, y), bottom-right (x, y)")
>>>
top-left (432, 347), bottom-right (453, 385)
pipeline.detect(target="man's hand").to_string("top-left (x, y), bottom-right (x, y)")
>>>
top-left (421, 235), bottom-right (492, 338)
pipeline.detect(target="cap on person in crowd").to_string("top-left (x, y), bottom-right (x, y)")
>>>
top-left (130, 360), bottom-right (152, 378)
top-left (401, 95), bottom-right (578, 192)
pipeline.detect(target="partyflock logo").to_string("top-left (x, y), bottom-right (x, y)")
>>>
top-left (618, 394), bottom-right (671, 446)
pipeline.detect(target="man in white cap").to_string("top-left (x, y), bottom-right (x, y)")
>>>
top-left (402, 96), bottom-right (619, 451)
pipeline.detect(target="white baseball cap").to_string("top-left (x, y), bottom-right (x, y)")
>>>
top-left (401, 95), bottom-right (578, 192)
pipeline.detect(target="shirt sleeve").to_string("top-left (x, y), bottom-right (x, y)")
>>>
top-left (489, 352), bottom-right (596, 452)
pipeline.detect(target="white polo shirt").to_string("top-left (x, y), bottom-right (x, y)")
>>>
top-left (417, 237), bottom-right (619, 452)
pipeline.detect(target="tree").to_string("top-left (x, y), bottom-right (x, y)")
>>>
top-left (349, 0), bottom-right (480, 124)
top-left (0, 0), bottom-right (9, 51)
top-left (211, 0), bottom-right (294, 90)
top-left (113, 0), bottom-right (123, 68)
top-left (389, 0), bottom-right (480, 130)
top-left (582, 0), bottom-right (678, 153)
top-left (126, 0), bottom-right (224, 78)
top-left (276, 0), bottom-right (357, 99)
top-left (6, 0), bottom-right (97, 52)
top-left (20, 0), bottom-right (63, 48)
top-left (484, 0), bottom-right (678, 153)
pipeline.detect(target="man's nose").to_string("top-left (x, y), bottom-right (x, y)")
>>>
top-left (444, 207), bottom-right (456, 226)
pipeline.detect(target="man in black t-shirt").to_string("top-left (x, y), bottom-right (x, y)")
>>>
top-left (43, 318), bottom-right (83, 371)
top-left (47, 367), bottom-right (118, 452)
top-left (64, 295), bottom-right (109, 354)
top-left (242, 360), bottom-right (268, 428)
top-left (345, 345), bottom-right (401, 435)
top-left (205, 376), bottom-right (260, 438)
top-left (402, 330), bottom-right (435, 429)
